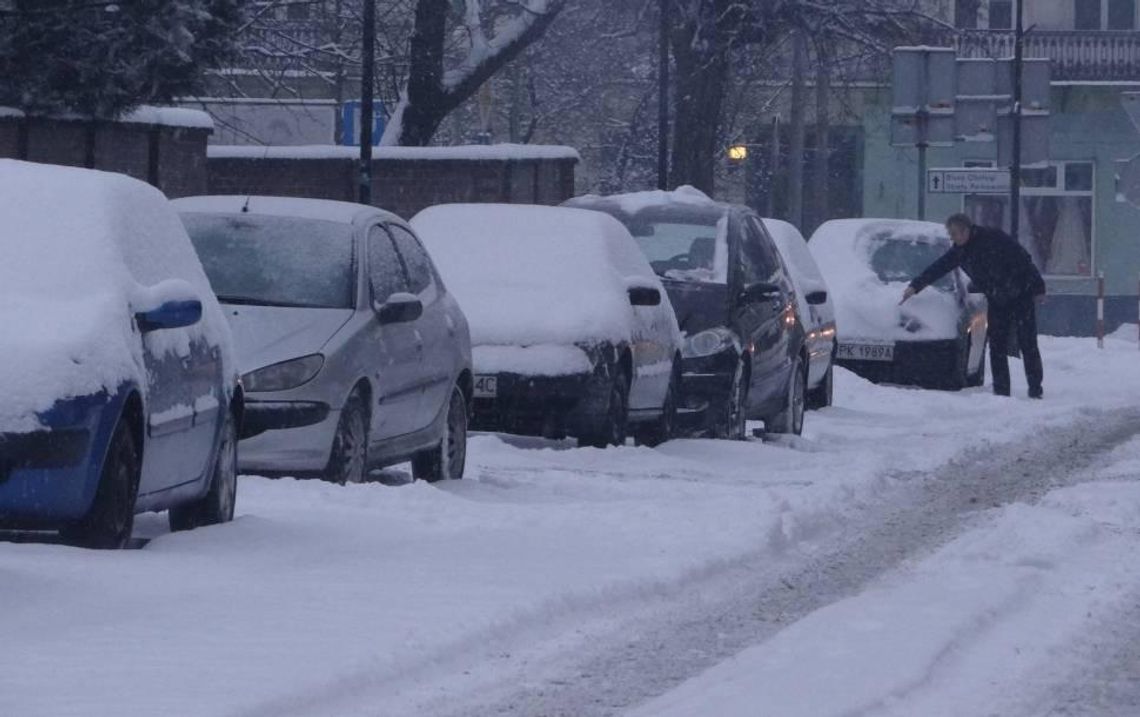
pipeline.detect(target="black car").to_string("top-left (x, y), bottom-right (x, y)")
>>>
top-left (565, 192), bottom-right (809, 438)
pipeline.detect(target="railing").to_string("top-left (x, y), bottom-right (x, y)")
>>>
top-left (950, 29), bottom-right (1140, 82)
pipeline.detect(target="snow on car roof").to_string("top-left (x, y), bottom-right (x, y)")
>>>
top-left (567, 185), bottom-right (728, 220)
top-left (0, 160), bottom-right (231, 432)
top-left (173, 195), bottom-right (401, 227)
top-left (411, 204), bottom-right (642, 347)
top-left (207, 143), bottom-right (580, 162)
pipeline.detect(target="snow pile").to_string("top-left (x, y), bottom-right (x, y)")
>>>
top-left (412, 204), bottom-right (655, 370)
top-left (809, 219), bottom-right (960, 341)
top-left (0, 160), bottom-right (231, 432)
top-left (208, 144), bottom-right (580, 161)
top-left (120, 106), bottom-right (214, 130)
top-left (582, 185), bottom-right (718, 216)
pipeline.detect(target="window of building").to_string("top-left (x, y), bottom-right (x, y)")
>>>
top-left (1076, 0), bottom-right (1103, 28)
top-left (956, 0), bottom-right (981, 28)
top-left (963, 161), bottom-right (1095, 278)
top-left (989, 0), bottom-right (1014, 29)
top-left (1108, 0), bottom-right (1136, 29)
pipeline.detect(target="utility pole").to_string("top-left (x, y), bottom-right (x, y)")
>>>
top-left (657, 0), bottom-right (670, 190)
top-left (1010, 0), bottom-right (1024, 240)
top-left (358, 0), bottom-right (375, 205)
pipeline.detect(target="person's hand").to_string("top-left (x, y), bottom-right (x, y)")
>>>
top-left (900, 286), bottom-right (917, 305)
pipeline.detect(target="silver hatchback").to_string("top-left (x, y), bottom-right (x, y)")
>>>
top-left (175, 196), bottom-right (472, 484)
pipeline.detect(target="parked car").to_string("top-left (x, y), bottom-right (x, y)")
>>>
top-left (564, 188), bottom-right (808, 438)
top-left (0, 161), bottom-right (242, 548)
top-left (411, 204), bottom-right (682, 448)
top-left (764, 218), bottom-right (838, 409)
top-left (809, 219), bottom-right (988, 389)
top-left (175, 196), bottom-right (472, 484)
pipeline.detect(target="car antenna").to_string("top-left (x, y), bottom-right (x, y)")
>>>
top-left (242, 142), bottom-right (273, 213)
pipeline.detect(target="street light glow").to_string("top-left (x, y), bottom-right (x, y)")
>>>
top-left (727, 144), bottom-right (748, 161)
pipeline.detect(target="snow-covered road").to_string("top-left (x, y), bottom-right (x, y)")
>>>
top-left (3, 333), bottom-right (1139, 717)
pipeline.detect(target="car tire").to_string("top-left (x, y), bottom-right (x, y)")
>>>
top-left (712, 358), bottom-right (748, 441)
top-left (767, 356), bottom-right (807, 436)
top-left (169, 410), bottom-right (238, 532)
top-left (634, 368), bottom-right (678, 448)
top-left (61, 419), bottom-right (138, 549)
top-left (325, 391), bottom-right (368, 485)
top-left (413, 384), bottom-right (468, 483)
top-left (806, 362), bottom-right (834, 410)
top-left (578, 368), bottom-right (630, 449)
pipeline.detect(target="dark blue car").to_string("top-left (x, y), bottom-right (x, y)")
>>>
top-left (0, 161), bottom-right (243, 548)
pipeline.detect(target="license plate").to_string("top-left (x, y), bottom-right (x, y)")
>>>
top-left (837, 342), bottom-right (895, 362)
top-left (473, 375), bottom-right (498, 398)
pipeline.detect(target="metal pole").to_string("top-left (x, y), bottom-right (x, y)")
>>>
top-left (1094, 270), bottom-right (1103, 348)
top-left (1010, 0), bottom-right (1024, 240)
top-left (657, 0), bottom-right (670, 190)
top-left (917, 111), bottom-right (928, 221)
top-left (358, 0), bottom-right (375, 205)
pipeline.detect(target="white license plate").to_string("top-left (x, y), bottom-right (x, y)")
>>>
top-left (837, 342), bottom-right (895, 362)
top-left (473, 375), bottom-right (498, 398)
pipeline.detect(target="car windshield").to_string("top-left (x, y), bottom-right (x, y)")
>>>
top-left (182, 213), bottom-right (355, 309)
top-left (868, 234), bottom-right (956, 293)
top-left (626, 220), bottom-right (727, 285)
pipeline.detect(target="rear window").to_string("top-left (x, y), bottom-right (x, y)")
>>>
top-left (868, 234), bottom-right (955, 292)
top-left (182, 213), bottom-right (355, 309)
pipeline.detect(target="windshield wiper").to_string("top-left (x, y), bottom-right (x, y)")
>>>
top-left (216, 296), bottom-right (326, 309)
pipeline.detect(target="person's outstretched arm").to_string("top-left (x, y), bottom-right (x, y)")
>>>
top-left (901, 246), bottom-right (963, 303)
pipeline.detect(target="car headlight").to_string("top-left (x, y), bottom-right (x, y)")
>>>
top-left (242, 354), bottom-right (324, 393)
top-left (683, 328), bottom-right (738, 359)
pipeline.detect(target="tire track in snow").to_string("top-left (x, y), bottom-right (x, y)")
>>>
top-left (415, 408), bottom-right (1140, 717)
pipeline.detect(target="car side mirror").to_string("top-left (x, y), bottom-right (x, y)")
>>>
top-left (136, 300), bottom-right (203, 333)
top-left (375, 292), bottom-right (423, 324)
top-left (628, 286), bottom-right (662, 307)
top-left (739, 281), bottom-right (781, 305)
top-left (805, 290), bottom-right (828, 305)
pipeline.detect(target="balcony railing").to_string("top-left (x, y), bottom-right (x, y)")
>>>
top-left (950, 30), bottom-right (1140, 82)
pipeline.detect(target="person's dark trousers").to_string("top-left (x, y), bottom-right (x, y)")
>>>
top-left (987, 295), bottom-right (1044, 397)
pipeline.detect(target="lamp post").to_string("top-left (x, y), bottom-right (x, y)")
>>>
top-left (359, 0), bottom-right (376, 205)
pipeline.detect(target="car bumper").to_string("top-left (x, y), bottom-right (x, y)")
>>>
top-left (0, 429), bottom-right (101, 526)
top-left (836, 339), bottom-right (960, 387)
top-left (237, 401), bottom-right (338, 475)
top-left (473, 372), bottom-right (603, 437)
top-left (679, 350), bottom-right (737, 406)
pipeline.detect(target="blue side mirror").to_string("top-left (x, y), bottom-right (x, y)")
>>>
top-left (136, 300), bottom-right (202, 333)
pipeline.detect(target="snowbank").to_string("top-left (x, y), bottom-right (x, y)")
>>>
top-left (208, 143), bottom-right (580, 161)
top-left (412, 204), bottom-right (644, 349)
top-left (0, 160), bottom-right (231, 432)
top-left (809, 219), bottom-right (961, 341)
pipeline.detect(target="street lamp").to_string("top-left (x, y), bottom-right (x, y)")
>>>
top-left (727, 144), bottom-right (749, 162)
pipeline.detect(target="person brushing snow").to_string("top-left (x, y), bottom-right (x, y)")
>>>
top-left (900, 213), bottom-right (1045, 399)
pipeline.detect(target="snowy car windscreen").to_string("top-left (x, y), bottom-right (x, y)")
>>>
top-left (183, 213), bottom-right (355, 309)
top-left (868, 233), bottom-right (956, 293)
top-left (628, 220), bottom-right (726, 285)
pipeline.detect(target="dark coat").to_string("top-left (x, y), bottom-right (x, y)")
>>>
top-left (910, 225), bottom-right (1046, 306)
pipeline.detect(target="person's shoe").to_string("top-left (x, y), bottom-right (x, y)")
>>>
top-left (1029, 387), bottom-right (1044, 400)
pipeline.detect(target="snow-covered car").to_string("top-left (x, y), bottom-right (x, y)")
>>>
top-left (411, 204), bottom-right (682, 448)
top-left (0, 161), bottom-right (242, 548)
top-left (176, 196), bottom-right (472, 484)
top-left (764, 218), bottom-right (837, 409)
top-left (809, 219), bottom-right (988, 389)
top-left (565, 189), bottom-right (809, 438)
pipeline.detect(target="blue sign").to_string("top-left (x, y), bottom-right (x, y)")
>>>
top-left (341, 100), bottom-right (387, 146)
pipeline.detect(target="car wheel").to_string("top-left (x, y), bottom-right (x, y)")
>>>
top-left (806, 362), bottom-right (834, 410)
top-left (413, 384), bottom-right (468, 482)
top-left (579, 368), bottom-right (630, 449)
top-left (634, 369), bottom-right (678, 448)
top-left (61, 420), bottom-right (138, 549)
top-left (326, 391), bottom-right (368, 485)
top-left (767, 356), bottom-right (807, 436)
top-left (169, 410), bottom-right (238, 532)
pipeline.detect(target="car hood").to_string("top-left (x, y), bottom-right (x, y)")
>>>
top-left (835, 279), bottom-right (961, 342)
top-left (222, 304), bottom-right (354, 373)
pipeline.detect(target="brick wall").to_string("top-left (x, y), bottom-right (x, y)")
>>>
top-left (0, 115), bottom-right (210, 198)
top-left (206, 154), bottom-right (579, 219)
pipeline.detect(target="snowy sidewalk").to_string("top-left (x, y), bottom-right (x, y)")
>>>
top-left (2, 335), bottom-right (1138, 717)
